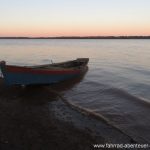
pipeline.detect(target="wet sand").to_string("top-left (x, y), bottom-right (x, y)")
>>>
top-left (0, 78), bottom-right (136, 150)
top-left (0, 78), bottom-right (105, 150)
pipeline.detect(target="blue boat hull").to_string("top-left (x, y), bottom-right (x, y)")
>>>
top-left (0, 58), bottom-right (89, 85)
top-left (4, 72), bottom-right (79, 85)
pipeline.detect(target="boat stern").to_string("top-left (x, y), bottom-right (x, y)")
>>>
top-left (0, 61), bottom-right (6, 76)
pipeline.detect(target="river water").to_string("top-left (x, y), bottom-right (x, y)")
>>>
top-left (0, 39), bottom-right (150, 143)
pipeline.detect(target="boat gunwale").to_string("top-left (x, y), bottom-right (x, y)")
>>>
top-left (1, 58), bottom-right (89, 75)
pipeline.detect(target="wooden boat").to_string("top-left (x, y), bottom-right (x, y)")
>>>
top-left (0, 58), bottom-right (89, 85)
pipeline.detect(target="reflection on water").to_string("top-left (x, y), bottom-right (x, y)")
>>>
top-left (0, 39), bottom-right (150, 143)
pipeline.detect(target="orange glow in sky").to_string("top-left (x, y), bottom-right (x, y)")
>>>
top-left (0, 0), bottom-right (150, 37)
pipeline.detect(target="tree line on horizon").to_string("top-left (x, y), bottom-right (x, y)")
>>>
top-left (0, 36), bottom-right (150, 39)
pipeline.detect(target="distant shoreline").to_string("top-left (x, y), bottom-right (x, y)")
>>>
top-left (0, 36), bottom-right (150, 39)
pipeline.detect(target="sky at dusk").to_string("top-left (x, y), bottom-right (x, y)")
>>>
top-left (0, 0), bottom-right (150, 37)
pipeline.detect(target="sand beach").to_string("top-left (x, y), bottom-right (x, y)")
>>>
top-left (0, 77), bottom-right (137, 150)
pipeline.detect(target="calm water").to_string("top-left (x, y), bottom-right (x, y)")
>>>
top-left (0, 39), bottom-right (150, 143)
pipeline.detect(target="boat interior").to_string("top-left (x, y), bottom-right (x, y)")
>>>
top-left (28, 58), bottom-right (89, 70)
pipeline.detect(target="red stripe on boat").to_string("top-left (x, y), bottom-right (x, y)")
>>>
top-left (6, 66), bottom-right (80, 75)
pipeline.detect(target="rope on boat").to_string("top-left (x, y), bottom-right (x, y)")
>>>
top-left (49, 88), bottom-right (138, 143)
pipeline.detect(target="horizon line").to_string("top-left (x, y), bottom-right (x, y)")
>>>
top-left (0, 35), bottom-right (150, 39)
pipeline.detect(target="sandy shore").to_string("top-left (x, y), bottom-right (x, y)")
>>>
top-left (0, 78), bottom-right (136, 150)
top-left (0, 78), bottom-right (104, 150)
